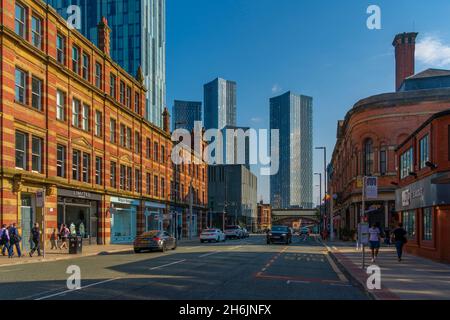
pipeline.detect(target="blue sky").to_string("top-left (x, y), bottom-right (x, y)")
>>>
top-left (166, 0), bottom-right (450, 203)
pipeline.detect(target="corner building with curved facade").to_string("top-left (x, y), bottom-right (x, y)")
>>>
top-left (329, 32), bottom-right (450, 235)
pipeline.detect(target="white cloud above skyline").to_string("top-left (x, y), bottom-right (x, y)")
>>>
top-left (271, 84), bottom-right (282, 93)
top-left (416, 35), bottom-right (450, 68)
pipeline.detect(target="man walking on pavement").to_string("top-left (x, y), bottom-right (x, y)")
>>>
top-left (1, 224), bottom-right (13, 258)
top-left (9, 223), bottom-right (22, 257)
top-left (29, 223), bottom-right (42, 257)
top-left (392, 222), bottom-right (408, 262)
top-left (177, 224), bottom-right (182, 240)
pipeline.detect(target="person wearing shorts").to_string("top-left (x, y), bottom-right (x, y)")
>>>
top-left (368, 224), bottom-right (381, 263)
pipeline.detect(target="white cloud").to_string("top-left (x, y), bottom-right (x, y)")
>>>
top-left (416, 35), bottom-right (450, 67)
top-left (271, 84), bottom-right (282, 93)
top-left (250, 117), bottom-right (263, 124)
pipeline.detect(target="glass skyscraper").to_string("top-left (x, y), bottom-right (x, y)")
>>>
top-left (270, 91), bottom-right (313, 209)
top-left (172, 100), bottom-right (202, 132)
top-left (203, 78), bottom-right (237, 130)
top-left (46, 0), bottom-right (166, 128)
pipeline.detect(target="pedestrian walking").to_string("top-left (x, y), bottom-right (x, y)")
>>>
top-left (29, 223), bottom-right (41, 257)
top-left (384, 228), bottom-right (391, 246)
top-left (9, 223), bottom-right (22, 258)
top-left (368, 223), bottom-right (381, 263)
top-left (391, 223), bottom-right (408, 262)
top-left (1, 224), bottom-right (13, 258)
top-left (50, 228), bottom-right (58, 250)
top-left (59, 224), bottom-right (69, 250)
top-left (177, 225), bottom-right (182, 240)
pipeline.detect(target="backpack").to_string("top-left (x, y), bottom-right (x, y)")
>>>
top-left (0, 229), bottom-right (7, 244)
top-left (10, 228), bottom-right (21, 243)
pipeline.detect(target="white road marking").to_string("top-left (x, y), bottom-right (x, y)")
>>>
top-left (35, 278), bottom-right (121, 300)
top-left (199, 251), bottom-right (220, 258)
top-left (0, 269), bottom-right (22, 273)
top-left (149, 259), bottom-right (186, 270)
top-left (185, 246), bottom-right (201, 250)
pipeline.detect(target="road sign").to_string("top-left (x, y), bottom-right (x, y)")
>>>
top-left (358, 223), bottom-right (370, 245)
top-left (365, 177), bottom-right (378, 199)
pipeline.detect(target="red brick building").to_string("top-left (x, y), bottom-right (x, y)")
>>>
top-left (395, 110), bottom-right (450, 263)
top-left (0, 0), bottom-right (208, 251)
top-left (170, 144), bottom-right (208, 239)
top-left (329, 32), bottom-right (450, 238)
top-left (257, 202), bottom-right (271, 232)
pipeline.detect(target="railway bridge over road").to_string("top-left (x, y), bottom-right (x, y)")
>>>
top-left (271, 209), bottom-right (319, 229)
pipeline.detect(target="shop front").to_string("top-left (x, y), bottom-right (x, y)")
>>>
top-left (170, 205), bottom-right (184, 239)
top-left (57, 189), bottom-right (101, 245)
top-left (395, 173), bottom-right (450, 263)
top-left (144, 201), bottom-right (166, 233)
top-left (187, 209), bottom-right (198, 237)
top-left (20, 193), bottom-right (36, 253)
top-left (110, 197), bottom-right (139, 244)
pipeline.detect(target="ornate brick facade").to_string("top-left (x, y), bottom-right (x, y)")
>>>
top-left (0, 0), bottom-right (208, 250)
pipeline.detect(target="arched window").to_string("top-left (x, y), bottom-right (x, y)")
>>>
top-left (363, 139), bottom-right (374, 176)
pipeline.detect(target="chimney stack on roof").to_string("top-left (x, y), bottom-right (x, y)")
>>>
top-left (97, 17), bottom-right (111, 56)
top-left (393, 32), bottom-right (419, 91)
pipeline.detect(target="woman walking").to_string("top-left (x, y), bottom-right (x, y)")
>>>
top-left (368, 223), bottom-right (381, 263)
top-left (59, 224), bottom-right (69, 250)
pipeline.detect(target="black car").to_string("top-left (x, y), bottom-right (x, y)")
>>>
top-left (134, 230), bottom-right (177, 253)
top-left (267, 226), bottom-right (292, 245)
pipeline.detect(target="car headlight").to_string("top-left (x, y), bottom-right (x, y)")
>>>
top-left (282, 234), bottom-right (287, 237)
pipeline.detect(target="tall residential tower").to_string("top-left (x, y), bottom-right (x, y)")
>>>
top-left (270, 91), bottom-right (313, 209)
top-left (172, 100), bottom-right (202, 132)
top-left (46, 0), bottom-right (166, 127)
top-left (203, 78), bottom-right (237, 130)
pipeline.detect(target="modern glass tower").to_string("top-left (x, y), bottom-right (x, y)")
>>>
top-left (270, 91), bottom-right (313, 209)
top-left (172, 100), bottom-right (202, 132)
top-left (203, 78), bottom-right (237, 130)
top-left (46, 0), bottom-right (166, 128)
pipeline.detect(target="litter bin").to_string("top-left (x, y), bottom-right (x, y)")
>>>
top-left (69, 236), bottom-right (83, 254)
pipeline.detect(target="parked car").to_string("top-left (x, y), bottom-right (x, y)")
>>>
top-left (267, 226), bottom-right (292, 245)
top-left (224, 225), bottom-right (243, 239)
top-left (200, 229), bottom-right (226, 243)
top-left (134, 230), bottom-right (177, 253)
top-left (241, 228), bottom-right (250, 238)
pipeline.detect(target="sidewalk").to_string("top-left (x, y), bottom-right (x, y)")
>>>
top-left (323, 240), bottom-right (450, 300)
top-left (0, 239), bottom-right (200, 268)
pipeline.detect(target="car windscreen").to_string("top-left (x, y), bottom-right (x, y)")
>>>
top-left (225, 226), bottom-right (238, 230)
top-left (271, 226), bottom-right (288, 232)
top-left (203, 229), bottom-right (218, 233)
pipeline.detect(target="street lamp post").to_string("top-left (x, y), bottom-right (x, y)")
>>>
top-left (314, 173), bottom-right (322, 234)
top-left (316, 147), bottom-right (332, 241)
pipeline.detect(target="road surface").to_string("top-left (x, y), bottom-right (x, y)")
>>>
top-left (0, 235), bottom-right (370, 300)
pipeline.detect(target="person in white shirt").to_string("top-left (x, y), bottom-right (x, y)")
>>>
top-left (368, 223), bottom-right (381, 263)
